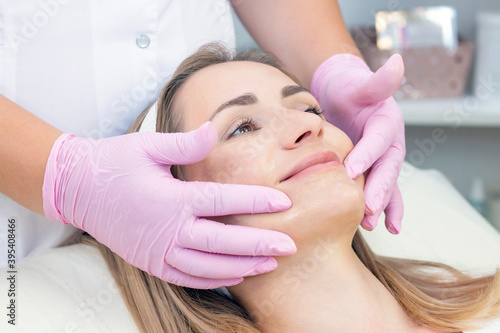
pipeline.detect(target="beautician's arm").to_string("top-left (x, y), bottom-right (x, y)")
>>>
top-left (230, 0), bottom-right (358, 88)
top-left (0, 95), bottom-right (62, 214)
top-left (232, 0), bottom-right (406, 233)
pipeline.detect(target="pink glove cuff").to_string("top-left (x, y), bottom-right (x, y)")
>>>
top-left (311, 53), bottom-right (371, 103)
top-left (42, 132), bottom-right (76, 224)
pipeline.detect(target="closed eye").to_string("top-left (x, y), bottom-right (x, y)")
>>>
top-left (305, 105), bottom-right (324, 118)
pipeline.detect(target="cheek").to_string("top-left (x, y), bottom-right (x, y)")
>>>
top-left (323, 125), bottom-right (366, 189)
top-left (323, 125), bottom-right (354, 163)
top-left (182, 146), bottom-right (271, 186)
top-left (355, 173), bottom-right (365, 189)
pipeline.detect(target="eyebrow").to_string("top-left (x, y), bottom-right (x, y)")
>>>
top-left (209, 85), bottom-right (312, 121)
top-left (281, 85), bottom-right (310, 98)
top-left (210, 94), bottom-right (257, 121)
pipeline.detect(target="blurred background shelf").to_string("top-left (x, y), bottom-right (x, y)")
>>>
top-left (399, 96), bottom-right (500, 127)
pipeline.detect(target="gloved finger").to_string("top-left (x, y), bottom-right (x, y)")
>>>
top-left (355, 54), bottom-right (405, 105)
top-left (344, 110), bottom-right (399, 178)
top-left (159, 264), bottom-right (243, 289)
top-left (384, 186), bottom-right (404, 234)
top-left (360, 211), bottom-right (382, 231)
top-left (361, 144), bottom-right (404, 218)
top-left (361, 182), bottom-right (395, 230)
top-left (186, 181), bottom-right (292, 215)
top-left (166, 246), bottom-right (279, 280)
top-left (138, 121), bottom-right (218, 165)
top-left (178, 218), bottom-right (296, 256)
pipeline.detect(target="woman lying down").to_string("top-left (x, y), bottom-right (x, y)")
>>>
top-left (81, 43), bottom-right (500, 333)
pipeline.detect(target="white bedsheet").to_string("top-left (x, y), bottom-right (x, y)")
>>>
top-left (361, 163), bottom-right (500, 275)
top-left (1, 163), bottom-right (499, 332)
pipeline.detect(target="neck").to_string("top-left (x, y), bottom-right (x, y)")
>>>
top-left (229, 231), bottom-right (425, 333)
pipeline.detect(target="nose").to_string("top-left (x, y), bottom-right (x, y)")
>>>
top-left (279, 110), bottom-right (324, 149)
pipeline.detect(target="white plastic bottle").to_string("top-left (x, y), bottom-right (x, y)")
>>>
top-left (468, 177), bottom-right (486, 217)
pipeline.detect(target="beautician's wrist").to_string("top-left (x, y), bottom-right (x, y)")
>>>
top-left (42, 132), bottom-right (93, 225)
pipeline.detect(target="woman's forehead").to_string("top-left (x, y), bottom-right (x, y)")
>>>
top-left (176, 61), bottom-right (297, 129)
top-left (188, 61), bottom-right (294, 90)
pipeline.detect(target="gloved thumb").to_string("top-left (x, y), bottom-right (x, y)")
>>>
top-left (139, 121), bottom-right (218, 165)
top-left (357, 54), bottom-right (404, 105)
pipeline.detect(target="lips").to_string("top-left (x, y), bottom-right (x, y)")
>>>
top-left (281, 151), bottom-right (341, 182)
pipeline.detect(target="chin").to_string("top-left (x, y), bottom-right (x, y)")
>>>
top-left (216, 171), bottom-right (366, 247)
top-left (281, 175), bottom-right (365, 244)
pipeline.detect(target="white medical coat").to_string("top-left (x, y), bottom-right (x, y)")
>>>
top-left (0, 0), bottom-right (236, 266)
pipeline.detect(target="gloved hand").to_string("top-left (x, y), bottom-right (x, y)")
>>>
top-left (43, 122), bottom-right (296, 289)
top-left (311, 54), bottom-right (405, 234)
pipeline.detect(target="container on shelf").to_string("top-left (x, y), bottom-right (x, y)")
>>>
top-left (468, 177), bottom-right (486, 216)
top-left (352, 26), bottom-right (474, 100)
top-left (487, 184), bottom-right (500, 231)
top-left (474, 11), bottom-right (500, 98)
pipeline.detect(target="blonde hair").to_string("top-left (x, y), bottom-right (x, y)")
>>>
top-left (84, 43), bottom-right (500, 333)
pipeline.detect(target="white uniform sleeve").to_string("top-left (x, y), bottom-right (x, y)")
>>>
top-left (0, 0), bottom-right (235, 265)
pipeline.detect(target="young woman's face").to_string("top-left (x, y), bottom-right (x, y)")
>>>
top-left (176, 61), bottom-right (365, 245)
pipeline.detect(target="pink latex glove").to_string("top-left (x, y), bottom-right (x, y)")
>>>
top-left (43, 122), bottom-right (296, 289)
top-left (311, 54), bottom-right (405, 234)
